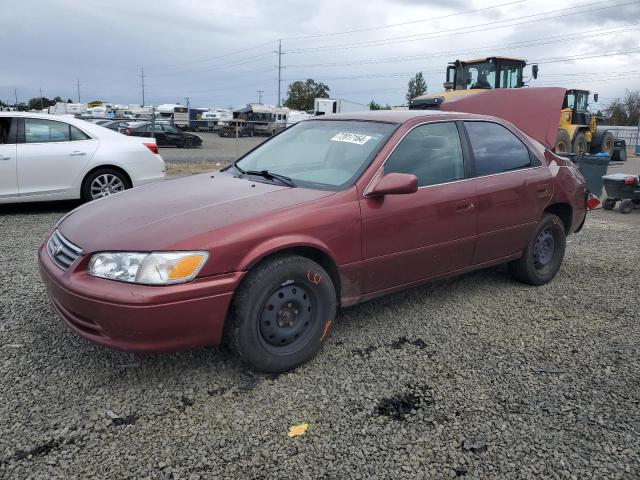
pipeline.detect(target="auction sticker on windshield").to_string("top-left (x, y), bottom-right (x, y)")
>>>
top-left (331, 132), bottom-right (372, 145)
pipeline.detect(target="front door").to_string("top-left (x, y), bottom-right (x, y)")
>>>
top-left (17, 117), bottom-right (98, 196)
top-left (462, 121), bottom-right (553, 264)
top-left (0, 117), bottom-right (18, 198)
top-left (360, 121), bottom-right (478, 293)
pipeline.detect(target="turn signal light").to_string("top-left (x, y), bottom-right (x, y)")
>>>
top-left (144, 143), bottom-right (159, 154)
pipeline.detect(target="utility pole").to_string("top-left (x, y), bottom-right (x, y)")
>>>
top-left (14, 88), bottom-right (18, 109)
top-left (140, 67), bottom-right (146, 106)
top-left (76, 79), bottom-right (81, 103)
top-left (39, 87), bottom-right (44, 110)
top-left (257, 90), bottom-right (263, 104)
top-left (184, 97), bottom-right (190, 108)
top-left (275, 39), bottom-right (284, 107)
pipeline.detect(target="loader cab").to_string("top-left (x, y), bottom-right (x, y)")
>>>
top-left (445, 57), bottom-right (529, 91)
top-left (562, 89), bottom-right (591, 126)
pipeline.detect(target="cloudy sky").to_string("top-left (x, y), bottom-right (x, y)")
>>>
top-left (1, 0), bottom-right (638, 109)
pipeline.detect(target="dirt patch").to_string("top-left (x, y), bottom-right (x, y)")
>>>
top-left (375, 384), bottom-right (434, 421)
top-left (165, 162), bottom-right (228, 177)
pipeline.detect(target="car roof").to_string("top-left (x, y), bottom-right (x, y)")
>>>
top-left (312, 110), bottom-right (493, 124)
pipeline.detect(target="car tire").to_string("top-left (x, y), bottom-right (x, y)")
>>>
top-left (182, 138), bottom-right (193, 148)
top-left (226, 254), bottom-right (337, 373)
top-left (509, 213), bottom-right (566, 286)
top-left (619, 199), bottom-right (634, 214)
top-left (81, 168), bottom-right (130, 202)
top-left (602, 198), bottom-right (616, 210)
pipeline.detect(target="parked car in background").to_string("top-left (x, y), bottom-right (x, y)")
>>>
top-left (124, 122), bottom-right (202, 148)
top-left (39, 109), bottom-right (590, 373)
top-left (0, 113), bottom-right (165, 203)
top-left (101, 119), bottom-right (134, 133)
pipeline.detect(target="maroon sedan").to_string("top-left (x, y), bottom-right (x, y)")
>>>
top-left (39, 110), bottom-right (588, 372)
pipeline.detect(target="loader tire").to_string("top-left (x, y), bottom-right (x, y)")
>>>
top-left (555, 129), bottom-right (572, 154)
top-left (590, 129), bottom-right (614, 160)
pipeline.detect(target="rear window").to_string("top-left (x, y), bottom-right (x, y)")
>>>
top-left (464, 121), bottom-right (532, 176)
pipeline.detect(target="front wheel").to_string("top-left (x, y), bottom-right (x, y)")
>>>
top-left (509, 214), bottom-right (566, 286)
top-left (226, 255), bottom-right (337, 373)
top-left (81, 168), bottom-right (130, 202)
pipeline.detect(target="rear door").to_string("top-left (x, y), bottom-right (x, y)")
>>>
top-left (0, 117), bottom-right (18, 198)
top-left (360, 121), bottom-right (478, 293)
top-left (462, 121), bottom-right (552, 264)
top-left (17, 118), bottom-right (99, 197)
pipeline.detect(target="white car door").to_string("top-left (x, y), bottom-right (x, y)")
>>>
top-left (0, 117), bottom-right (18, 198)
top-left (17, 117), bottom-right (98, 197)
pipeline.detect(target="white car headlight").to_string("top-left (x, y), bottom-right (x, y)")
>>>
top-left (88, 251), bottom-right (208, 285)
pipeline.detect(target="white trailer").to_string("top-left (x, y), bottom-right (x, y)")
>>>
top-left (48, 102), bottom-right (87, 115)
top-left (314, 98), bottom-right (369, 116)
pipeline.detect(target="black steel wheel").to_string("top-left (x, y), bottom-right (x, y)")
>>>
top-left (602, 198), bottom-right (616, 211)
top-left (226, 255), bottom-right (337, 373)
top-left (509, 213), bottom-right (566, 285)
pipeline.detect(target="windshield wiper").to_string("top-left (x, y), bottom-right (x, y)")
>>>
top-left (243, 169), bottom-right (296, 187)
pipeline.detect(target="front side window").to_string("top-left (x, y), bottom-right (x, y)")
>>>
top-left (465, 122), bottom-right (531, 176)
top-left (235, 120), bottom-right (397, 190)
top-left (384, 122), bottom-right (465, 187)
top-left (458, 61), bottom-right (496, 90)
top-left (25, 119), bottom-right (70, 143)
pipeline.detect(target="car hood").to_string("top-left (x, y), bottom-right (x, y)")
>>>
top-left (441, 87), bottom-right (566, 149)
top-left (58, 172), bottom-right (334, 252)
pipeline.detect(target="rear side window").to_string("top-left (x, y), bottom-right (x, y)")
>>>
top-left (70, 125), bottom-right (90, 141)
top-left (465, 121), bottom-right (531, 176)
top-left (25, 118), bottom-right (70, 143)
top-left (384, 122), bottom-right (465, 187)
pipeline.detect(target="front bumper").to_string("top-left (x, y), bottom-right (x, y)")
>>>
top-left (38, 243), bottom-right (244, 353)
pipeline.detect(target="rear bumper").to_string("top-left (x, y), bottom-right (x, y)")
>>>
top-left (38, 243), bottom-right (243, 353)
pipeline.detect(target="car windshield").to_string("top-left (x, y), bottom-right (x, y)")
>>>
top-left (234, 120), bottom-right (397, 190)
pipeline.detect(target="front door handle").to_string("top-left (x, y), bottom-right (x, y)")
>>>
top-left (70, 151), bottom-right (87, 156)
top-left (0, 155), bottom-right (11, 161)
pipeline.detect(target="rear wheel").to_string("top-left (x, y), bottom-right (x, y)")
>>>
top-left (81, 168), bottom-right (130, 202)
top-left (509, 214), bottom-right (566, 286)
top-left (602, 198), bottom-right (616, 210)
top-left (572, 132), bottom-right (588, 156)
top-left (619, 199), bottom-right (634, 214)
top-left (555, 129), bottom-right (572, 154)
top-left (590, 130), bottom-right (614, 160)
top-left (226, 255), bottom-right (337, 373)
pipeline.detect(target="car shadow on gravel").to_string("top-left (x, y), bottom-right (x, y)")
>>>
top-left (0, 200), bottom-right (81, 215)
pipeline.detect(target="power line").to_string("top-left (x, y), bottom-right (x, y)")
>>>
top-left (282, 0), bottom-right (527, 40)
top-left (285, 0), bottom-right (638, 53)
top-left (284, 24), bottom-right (639, 69)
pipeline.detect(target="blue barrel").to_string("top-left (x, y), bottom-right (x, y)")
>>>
top-left (578, 154), bottom-right (610, 197)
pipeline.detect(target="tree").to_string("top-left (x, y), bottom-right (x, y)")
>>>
top-left (284, 79), bottom-right (330, 111)
top-left (406, 72), bottom-right (427, 102)
top-left (369, 100), bottom-right (392, 110)
top-left (604, 89), bottom-right (640, 126)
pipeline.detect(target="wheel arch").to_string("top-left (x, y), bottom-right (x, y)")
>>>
top-left (544, 202), bottom-right (572, 233)
top-left (242, 243), bottom-right (342, 304)
top-left (82, 164), bottom-right (133, 190)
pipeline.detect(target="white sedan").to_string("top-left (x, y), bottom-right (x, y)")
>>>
top-left (0, 112), bottom-right (165, 204)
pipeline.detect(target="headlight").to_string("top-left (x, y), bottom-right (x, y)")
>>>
top-left (88, 251), bottom-right (208, 285)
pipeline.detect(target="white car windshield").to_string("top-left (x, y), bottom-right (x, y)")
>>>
top-left (234, 120), bottom-right (397, 190)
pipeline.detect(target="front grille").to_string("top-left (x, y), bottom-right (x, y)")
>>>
top-left (47, 229), bottom-right (83, 270)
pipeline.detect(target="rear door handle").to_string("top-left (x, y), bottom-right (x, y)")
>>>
top-left (0, 155), bottom-right (11, 161)
top-left (456, 201), bottom-right (475, 212)
top-left (70, 151), bottom-right (87, 156)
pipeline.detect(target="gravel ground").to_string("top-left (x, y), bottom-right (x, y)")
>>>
top-left (1, 163), bottom-right (640, 479)
top-left (160, 133), bottom-right (266, 164)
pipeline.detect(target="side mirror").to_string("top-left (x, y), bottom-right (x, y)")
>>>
top-left (532, 64), bottom-right (538, 79)
top-left (366, 173), bottom-right (418, 197)
top-left (593, 93), bottom-right (599, 102)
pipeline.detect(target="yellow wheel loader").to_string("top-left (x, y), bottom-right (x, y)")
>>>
top-left (409, 57), bottom-right (614, 159)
